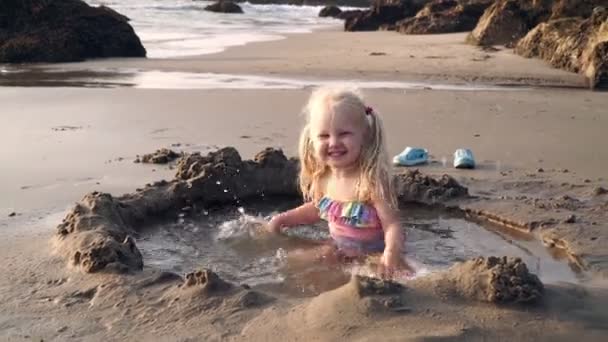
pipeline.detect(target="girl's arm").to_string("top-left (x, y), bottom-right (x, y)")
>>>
top-left (268, 202), bottom-right (320, 233)
top-left (374, 199), bottom-right (413, 276)
top-left (374, 200), bottom-right (404, 255)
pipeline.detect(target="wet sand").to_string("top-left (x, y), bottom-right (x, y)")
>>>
top-left (1, 30), bottom-right (608, 341)
top-left (43, 30), bottom-right (587, 88)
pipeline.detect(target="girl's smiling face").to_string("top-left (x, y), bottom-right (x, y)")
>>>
top-left (310, 106), bottom-right (366, 170)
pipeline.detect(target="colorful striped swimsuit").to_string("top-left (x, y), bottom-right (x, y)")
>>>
top-left (316, 196), bottom-right (385, 255)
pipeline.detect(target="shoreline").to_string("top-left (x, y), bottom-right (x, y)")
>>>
top-left (12, 30), bottom-right (588, 89)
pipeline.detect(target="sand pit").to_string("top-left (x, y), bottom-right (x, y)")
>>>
top-left (54, 147), bottom-right (474, 275)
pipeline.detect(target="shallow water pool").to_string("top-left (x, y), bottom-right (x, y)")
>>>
top-left (138, 200), bottom-right (582, 297)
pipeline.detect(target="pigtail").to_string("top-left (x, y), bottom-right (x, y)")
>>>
top-left (298, 124), bottom-right (323, 203)
top-left (358, 108), bottom-right (397, 209)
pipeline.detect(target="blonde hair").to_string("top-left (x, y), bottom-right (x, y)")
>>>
top-left (298, 86), bottom-right (396, 208)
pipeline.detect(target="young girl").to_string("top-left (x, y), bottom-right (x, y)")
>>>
top-left (267, 86), bottom-right (412, 278)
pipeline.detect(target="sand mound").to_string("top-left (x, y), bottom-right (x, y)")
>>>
top-left (135, 148), bottom-right (181, 164)
top-left (413, 256), bottom-right (544, 303)
top-left (240, 274), bottom-right (409, 339)
top-left (394, 169), bottom-right (469, 204)
top-left (160, 269), bottom-right (272, 315)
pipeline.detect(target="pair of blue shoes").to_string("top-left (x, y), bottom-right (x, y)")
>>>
top-left (392, 147), bottom-right (475, 169)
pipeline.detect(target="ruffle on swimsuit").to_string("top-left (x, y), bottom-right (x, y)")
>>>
top-left (317, 196), bottom-right (381, 229)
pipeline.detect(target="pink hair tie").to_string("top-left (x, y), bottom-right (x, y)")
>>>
top-left (365, 106), bottom-right (374, 116)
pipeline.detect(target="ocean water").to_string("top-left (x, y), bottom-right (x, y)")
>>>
top-left (86, 0), bottom-right (341, 58)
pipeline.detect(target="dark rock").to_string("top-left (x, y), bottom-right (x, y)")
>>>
top-left (345, 0), bottom-right (421, 31)
top-left (467, 0), bottom-right (542, 46)
top-left (319, 5), bottom-right (343, 18)
top-left (0, 0), bottom-right (146, 63)
top-left (98, 5), bottom-right (130, 21)
top-left (468, 0), bottom-right (608, 47)
top-left (338, 9), bottom-right (365, 20)
top-left (515, 7), bottom-right (608, 89)
top-left (397, 0), bottom-right (493, 34)
top-left (204, 1), bottom-right (244, 14)
top-left (550, 0), bottom-right (608, 20)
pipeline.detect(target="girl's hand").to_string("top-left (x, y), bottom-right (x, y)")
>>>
top-left (379, 249), bottom-right (400, 278)
top-left (267, 215), bottom-right (283, 234)
top-left (379, 249), bottom-right (414, 279)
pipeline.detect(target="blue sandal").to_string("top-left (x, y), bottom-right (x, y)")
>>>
top-left (393, 147), bottom-right (429, 166)
top-left (453, 148), bottom-right (475, 169)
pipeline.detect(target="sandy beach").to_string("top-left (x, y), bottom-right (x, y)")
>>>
top-left (2, 28), bottom-right (608, 341)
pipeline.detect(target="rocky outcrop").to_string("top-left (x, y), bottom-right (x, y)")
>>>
top-left (468, 0), bottom-right (608, 46)
top-left (550, 0), bottom-right (608, 19)
top-left (515, 7), bottom-right (608, 89)
top-left (319, 5), bottom-right (343, 18)
top-left (397, 0), bottom-right (493, 34)
top-left (0, 0), bottom-right (146, 63)
top-left (204, 1), bottom-right (244, 13)
top-left (344, 0), bottom-right (422, 31)
top-left (466, 0), bottom-right (532, 46)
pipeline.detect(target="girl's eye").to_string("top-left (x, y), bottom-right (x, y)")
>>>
top-left (339, 131), bottom-right (351, 137)
top-left (318, 134), bottom-right (329, 139)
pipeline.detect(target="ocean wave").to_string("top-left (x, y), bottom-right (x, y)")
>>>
top-left (84, 0), bottom-right (340, 58)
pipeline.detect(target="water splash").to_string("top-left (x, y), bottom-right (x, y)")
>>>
top-left (215, 212), bottom-right (269, 240)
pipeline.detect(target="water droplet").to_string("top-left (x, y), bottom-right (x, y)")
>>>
top-left (203, 210), bottom-right (209, 216)
top-left (216, 181), bottom-right (221, 185)
top-left (275, 248), bottom-right (287, 261)
top-left (223, 189), bottom-right (228, 193)
top-left (238, 207), bottom-right (245, 214)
